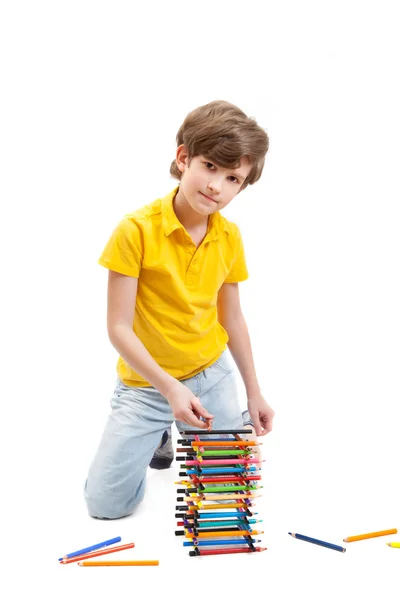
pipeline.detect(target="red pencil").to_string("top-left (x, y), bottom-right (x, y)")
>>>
top-left (60, 542), bottom-right (135, 564)
top-left (190, 547), bottom-right (267, 556)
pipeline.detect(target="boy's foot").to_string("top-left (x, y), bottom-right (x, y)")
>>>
top-left (149, 428), bottom-right (174, 470)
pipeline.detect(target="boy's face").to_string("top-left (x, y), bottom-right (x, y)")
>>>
top-left (176, 145), bottom-right (252, 216)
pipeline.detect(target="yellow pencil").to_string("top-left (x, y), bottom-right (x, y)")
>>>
top-left (387, 542), bottom-right (400, 548)
top-left (343, 528), bottom-right (397, 542)
top-left (77, 560), bottom-right (159, 566)
top-left (188, 502), bottom-right (255, 510)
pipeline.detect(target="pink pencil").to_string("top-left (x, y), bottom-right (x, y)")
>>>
top-left (184, 458), bottom-right (262, 466)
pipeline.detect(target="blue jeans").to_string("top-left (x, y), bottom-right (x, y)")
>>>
top-left (84, 351), bottom-right (242, 519)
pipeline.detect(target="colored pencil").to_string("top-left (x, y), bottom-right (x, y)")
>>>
top-left (190, 441), bottom-right (258, 447)
top-left (181, 493), bottom-right (261, 501)
top-left (180, 429), bottom-right (253, 435)
top-left (58, 536), bottom-right (121, 561)
top-left (183, 458), bottom-right (261, 466)
top-left (182, 485), bottom-right (260, 493)
top-left (187, 502), bottom-right (255, 511)
top-left (343, 528), bottom-right (397, 542)
top-left (60, 542), bottom-right (135, 564)
top-left (175, 476), bottom-right (261, 484)
top-left (289, 532), bottom-right (346, 553)
top-left (180, 511), bottom-right (257, 519)
top-left (189, 547), bottom-right (267, 556)
top-left (77, 560), bottom-right (159, 567)
top-left (183, 538), bottom-right (262, 546)
top-left (186, 529), bottom-right (263, 538)
top-left (177, 519), bottom-right (262, 527)
top-left (387, 542), bottom-right (400, 548)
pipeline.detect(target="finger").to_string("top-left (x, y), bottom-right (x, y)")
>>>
top-left (205, 417), bottom-right (214, 431)
top-left (193, 397), bottom-right (214, 419)
top-left (252, 417), bottom-right (263, 437)
top-left (260, 417), bottom-right (273, 433)
top-left (183, 411), bottom-right (209, 429)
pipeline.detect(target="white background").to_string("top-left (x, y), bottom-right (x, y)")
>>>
top-left (1, 1), bottom-right (399, 598)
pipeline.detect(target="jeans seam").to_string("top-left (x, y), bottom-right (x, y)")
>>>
top-left (196, 373), bottom-right (202, 396)
top-left (201, 369), bottom-right (233, 396)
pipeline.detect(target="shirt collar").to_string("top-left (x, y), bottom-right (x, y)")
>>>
top-left (161, 186), bottom-right (230, 240)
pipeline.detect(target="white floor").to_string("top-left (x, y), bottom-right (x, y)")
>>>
top-left (14, 411), bottom-right (399, 600)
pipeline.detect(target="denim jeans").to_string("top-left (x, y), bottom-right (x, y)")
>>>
top-left (84, 350), bottom-right (242, 519)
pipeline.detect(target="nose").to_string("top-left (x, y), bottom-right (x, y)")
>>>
top-left (207, 176), bottom-right (222, 195)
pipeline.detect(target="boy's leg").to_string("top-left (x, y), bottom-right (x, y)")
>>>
top-left (84, 380), bottom-right (173, 519)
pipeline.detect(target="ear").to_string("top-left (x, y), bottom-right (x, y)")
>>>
top-left (176, 144), bottom-right (190, 172)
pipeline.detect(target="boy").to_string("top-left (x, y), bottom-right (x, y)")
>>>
top-left (84, 100), bottom-right (275, 519)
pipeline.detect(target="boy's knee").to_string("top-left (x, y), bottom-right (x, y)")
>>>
top-left (84, 479), bottom-right (145, 520)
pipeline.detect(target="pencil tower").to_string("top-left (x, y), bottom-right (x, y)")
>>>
top-left (174, 428), bottom-right (266, 556)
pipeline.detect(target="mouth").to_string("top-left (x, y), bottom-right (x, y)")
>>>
top-left (200, 192), bottom-right (218, 204)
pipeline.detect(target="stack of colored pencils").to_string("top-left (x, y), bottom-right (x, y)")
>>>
top-left (174, 428), bottom-right (267, 557)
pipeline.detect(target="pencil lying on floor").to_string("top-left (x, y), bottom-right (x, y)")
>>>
top-left (60, 542), bottom-right (135, 564)
top-left (78, 560), bottom-right (159, 567)
top-left (58, 536), bottom-right (121, 561)
top-left (289, 532), bottom-right (346, 553)
top-left (343, 528), bottom-right (397, 542)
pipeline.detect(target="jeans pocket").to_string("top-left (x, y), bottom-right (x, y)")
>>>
top-left (211, 351), bottom-right (234, 375)
top-left (111, 379), bottom-right (133, 406)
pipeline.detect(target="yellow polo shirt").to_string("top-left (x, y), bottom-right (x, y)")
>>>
top-left (99, 186), bottom-right (249, 386)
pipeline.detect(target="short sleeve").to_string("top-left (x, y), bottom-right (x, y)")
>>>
top-left (98, 217), bottom-right (143, 277)
top-left (224, 224), bottom-right (249, 283)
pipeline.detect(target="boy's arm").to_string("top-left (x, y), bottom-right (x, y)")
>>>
top-left (217, 282), bottom-right (274, 436)
top-left (107, 270), bottom-right (213, 429)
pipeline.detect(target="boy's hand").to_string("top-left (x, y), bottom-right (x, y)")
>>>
top-left (164, 381), bottom-right (214, 429)
top-left (247, 393), bottom-right (275, 436)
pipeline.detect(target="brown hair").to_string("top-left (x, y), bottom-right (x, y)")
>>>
top-left (170, 100), bottom-right (269, 190)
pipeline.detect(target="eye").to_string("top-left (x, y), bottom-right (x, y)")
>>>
top-left (204, 162), bottom-right (215, 169)
top-left (228, 176), bottom-right (239, 183)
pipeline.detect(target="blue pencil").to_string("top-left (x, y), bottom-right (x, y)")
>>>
top-left (289, 532), bottom-right (346, 553)
top-left (194, 519), bottom-right (261, 528)
top-left (185, 467), bottom-right (259, 475)
top-left (58, 536), bottom-right (122, 560)
top-left (183, 538), bottom-right (261, 547)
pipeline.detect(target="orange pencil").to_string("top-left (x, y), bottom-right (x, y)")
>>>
top-left (61, 542), bottom-right (135, 564)
top-left (343, 528), bottom-right (397, 542)
top-left (185, 529), bottom-right (264, 539)
top-left (78, 560), bottom-right (159, 566)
